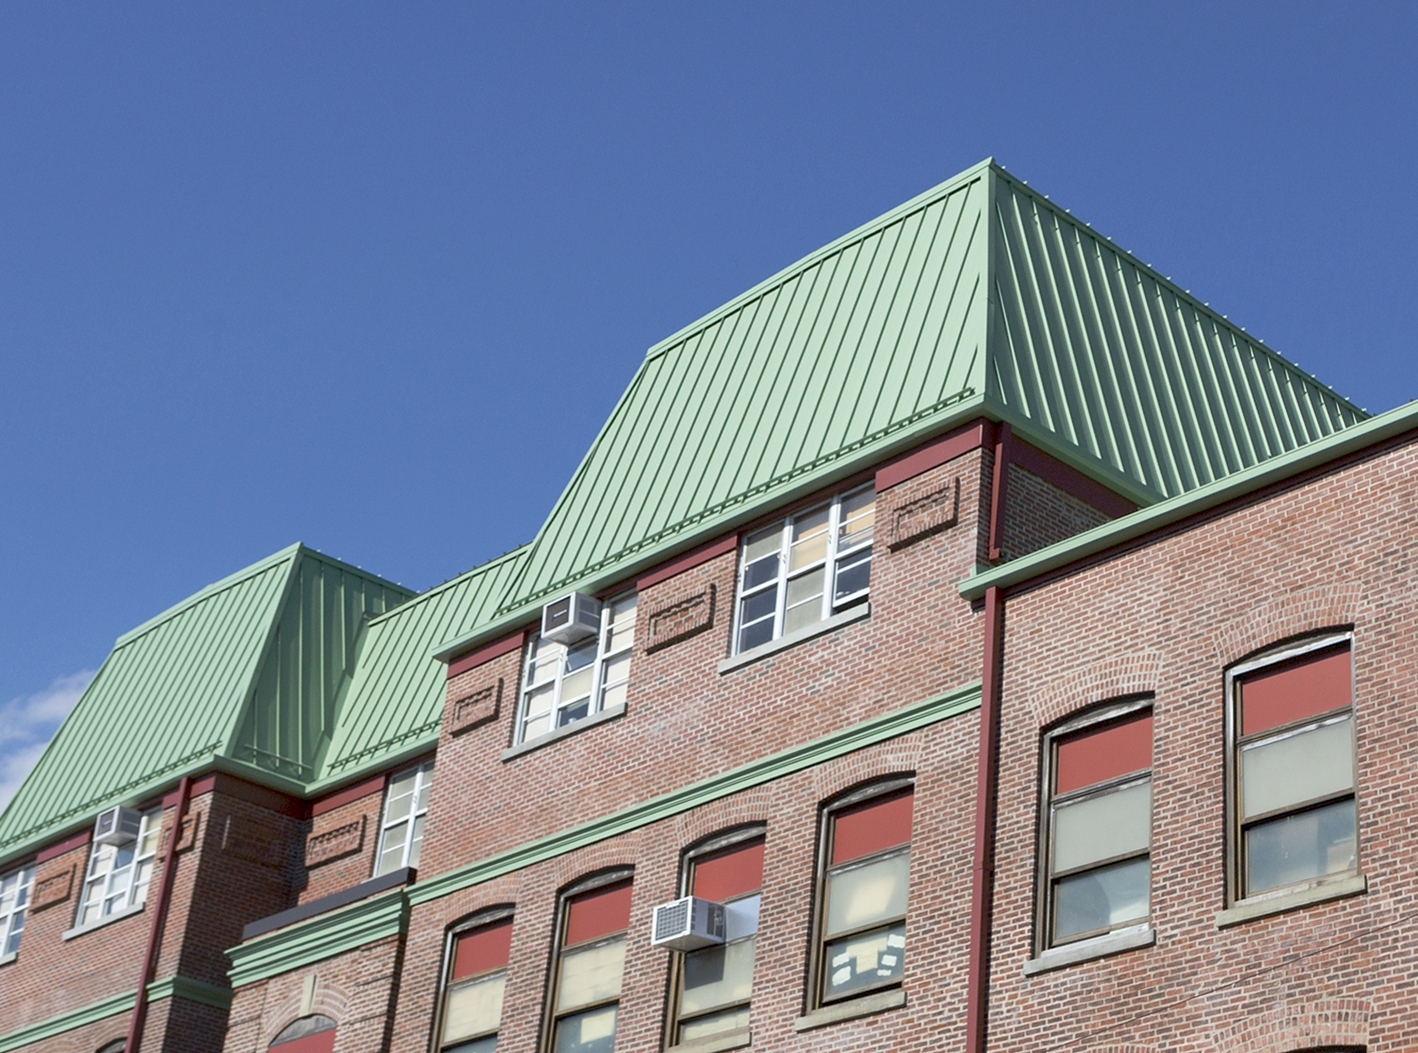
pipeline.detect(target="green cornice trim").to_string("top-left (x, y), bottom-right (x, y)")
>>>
top-left (0, 974), bottom-right (230, 1052)
top-left (224, 682), bottom-right (980, 988)
top-left (227, 886), bottom-right (410, 989)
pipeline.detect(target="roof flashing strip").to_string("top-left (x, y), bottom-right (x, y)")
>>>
top-left (958, 400), bottom-right (1418, 602)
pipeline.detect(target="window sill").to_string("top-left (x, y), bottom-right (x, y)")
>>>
top-left (63, 900), bottom-right (145, 940)
top-left (718, 603), bottom-right (871, 675)
top-left (0, 951), bottom-right (15, 967)
top-left (792, 987), bottom-right (905, 1032)
top-left (1215, 873), bottom-right (1367, 929)
top-left (1022, 924), bottom-right (1154, 976)
top-left (501, 702), bottom-right (627, 762)
top-left (667, 1026), bottom-right (752, 1053)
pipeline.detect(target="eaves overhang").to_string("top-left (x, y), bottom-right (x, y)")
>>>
top-left (958, 399), bottom-right (1418, 603)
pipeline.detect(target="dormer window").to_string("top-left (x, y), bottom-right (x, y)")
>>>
top-left (733, 485), bottom-right (875, 654)
top-left (517, 592), bottom-right (636, 745)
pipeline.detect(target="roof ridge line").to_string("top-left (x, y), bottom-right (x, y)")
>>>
top-left (295, 545), bottom-right (418, 599)
top-left (362, 544), bottom-right (531, 629)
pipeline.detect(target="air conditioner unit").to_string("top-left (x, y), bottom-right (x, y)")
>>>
top-left (94, 806), bottom-right (142, 846)
top-left (651, 896), bottom-right (725, 952)
top-left (541, 592), bottom-right (602, 645)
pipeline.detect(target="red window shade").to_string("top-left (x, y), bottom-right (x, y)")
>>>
top-left (565, 882), bottom-right (633, 946)
top-left (1241, 647), bottom-right (1351, 736)
top-left (270, 1030), bottom-right (335, 1053)
top-left (692, 841), bottom-right (765, 902)
top-left (452, 918), bottom-right (513, 980)
top-left (1056, 711), bottom-right (1152, 795)
top-left (831, 790), bottom-right (913, 865)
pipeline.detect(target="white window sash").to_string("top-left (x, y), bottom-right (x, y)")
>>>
top-left (0, 865), bottom-right (34, 954)
top-left (516, 593), bottom-right (636, 745)
top-left (78, 810), bottom-right (160, 926)
top-left (376, 760), bottom-right (434, 875)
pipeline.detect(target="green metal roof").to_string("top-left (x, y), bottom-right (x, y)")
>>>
top-left (0, 545), bottom-right (412, 866)
top-left (437, 159), bottom-right (1362, 655)
top-left (313, 546), bottom-right (529, 790)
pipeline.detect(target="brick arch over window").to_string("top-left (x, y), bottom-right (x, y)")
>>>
top-left (1210, 999), bottom-right (1370, 1053)
top-left (810, 743), bottom-right (921, 802)
top-left (547, 832), bottom-right (642, 891)
top-left (1213, 583), bottom-right (1364, 669)
top-left (262, 976), bottom-right (350, 1049)
top-left (674, 787), bottom-right (772, 847)
top-left (1028, 652), bottom-right (1161, 730)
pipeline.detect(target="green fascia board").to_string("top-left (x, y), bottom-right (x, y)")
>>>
top-left (227, 886), bottom-right (410, 988)
top-left (958, 399), bottom-right (1418, 602)
top-left (228, 681), bottom-right (980, 986)
top-left (0, 975), bottom-right (230, 1053)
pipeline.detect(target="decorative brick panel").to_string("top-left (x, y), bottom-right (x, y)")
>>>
top-left (889, 477), bottom-right (960, 549)
top-left (448, 679), bottom-right (502, 736)
top-left (160, 812), bottom-right (200, 855)
top-left (306, 816), bottom-right (366, 868)
top-left (29, 864), bottom-right (74, 912)
top-left (644, 584), bottom-right (716, 653)
top-left (222, 815), bottom-right (286, 869)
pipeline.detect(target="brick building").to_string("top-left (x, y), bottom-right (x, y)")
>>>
top-left (1, 158), bottom-right (1408, 1053)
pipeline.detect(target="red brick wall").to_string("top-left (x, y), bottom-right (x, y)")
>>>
top-left (1001, 465), bottom-right (1110, 560)
top-left (985, 435), bottom-right (1418, 1052)
top-left (298, 788), bottom-right (386, 903)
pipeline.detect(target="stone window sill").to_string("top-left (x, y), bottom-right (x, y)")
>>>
top-left (0, 950), bottom-right (16, 967)
top-left (63, 900), bottom-right (145, 940)
top-left (793, 986), bottom-right (905, 1032)
top-left (718, 603), bottom-right (871, 676)
top-left (666, 1026), bottom-right (752, 1053)
top-left (1215, 873), bottom-right (1367, 929)
top-left (501, 703), bottom-right (627, 762)
top-left (1022, 924), bottom-right (1154, 976)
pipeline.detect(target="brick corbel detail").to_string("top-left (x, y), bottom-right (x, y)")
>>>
top-left (1213, 583), bottom-right (1365, 667)
top-left (888, 477), bottom-right (960, 549)
top-left (1029, 652), bottom-right (1162, 729)
top-left (645, 584), bottom-right (716, 653)
top-left (29, 864), bottom-right (74, 912)
top-left (1210, 998), bottom-right (1369, 1053)
top-left (306, 816), bottom-right (367, 868)
top-left (448, 679), bottom-right (502, 736)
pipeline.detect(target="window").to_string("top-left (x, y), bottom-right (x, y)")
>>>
top-left (268, 1014), bottom-right (337, 1053)
top-left (1039, 703), bottom-right (1152, 948)
top-left (733, 485), bottom-right (875, 653)
top-left (811, 783), bottom-right (912, 1007)
top-left (519, 593), bottom-right (637, 745)
top-left (78, 807), bottom-right (161, 926)
top-left (375, 759), bottom-right (434, 876)
top-left (439, 914), bottom-right (513, 1053)
top-left (547, 877), bottom-right (633, 1053)
top-left (1229, 636), bottom-right (1357, 901)
top-left (668, 833), bottom-right (764, 1046)
top-left (0, 863), bottom-right (34, 955)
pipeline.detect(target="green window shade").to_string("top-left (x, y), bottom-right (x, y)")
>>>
top-left (443, 974), bottom-right (505, 1045)
top-left (1053, 782), bottom-right (1151, 873)
top-left (556, 937), bottom-right (625, 1012)
top-left (825, 850), bottom-right (909, 938)
top-left (1242, 717), bottom-right (1354, 819)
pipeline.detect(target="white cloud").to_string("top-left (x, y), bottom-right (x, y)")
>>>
top-left (0, 671), bottom-right (96, 814)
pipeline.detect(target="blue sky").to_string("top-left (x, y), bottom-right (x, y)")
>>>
top-left (2, 3), bottom-right (1415, 806)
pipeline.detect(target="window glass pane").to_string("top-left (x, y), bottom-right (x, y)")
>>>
top-left (789, 507), bottom-right (830, 571)
top-left (838, 489), bottom-right (875, 550)
top-left (385, 792), bottom-right (414, 824)
top-left (388, 768), bottom-right (419, 801)
top-left (723, 895), bottom-right (760, 941)
top-left (601, 648), bottom-right (630, 686)
top-left (529, 649), bottom-right (561, 687)
top-left (692, 844), bottom-right (764, 903)
top-left (378, 822), bottom-right (408, 875)
top-left (408, 816), bottom-right (426, 869)
top-left (566, 639), bottom-right (597, 671)
top-left (1245, 798), bottom-right (1357, 896)
top-left (1052, 781), bottom-right (1151, 873)
top-left (556, 937), bottom-right (626, 1011)
top-left (833, 548), bottom-right (871, 602)
top-left (566, 884), bottom-right (633, 943)
top-left (605, 623), bottom-right (635, 655)
top-left (523, 713), bottom-right (551, 740)
top-left (739, 588), bottom-right (777, 627)
top-left (738, 617), bottom-right (775, 653)
top-left (679, 1007), bottom-right (750, 1044)
top-left (1240, 646), bottom-right (1350, 736)
top-left (607, 593), bottom-right (637, 623)
top-left (1242, 717), bottom-right (1354, 819)
top-left (453, 921), bottom-right (513, 979)
top-left (743, 526), bottom-right (782, 566)
top-left (443, 973), bottom-right (506, 1043)
top-left (681, 935), bottom-right (755, 1015)
top-left (825, 850), bottom-right (909, 937)
top-left (600, 681), bottom-right (627, 711)
top-left (552, 1005), bottom-right (617, 1053)
top-left (784, 573), bottom-right (826, 633)
top-left (1055, 712), bottom-right (1153, 795)
top-left (524, 684), bottom-right (555, 717)
top-left (832, 792), bottom-right (913, 864)
top-left (823, 922), bottom-right (904, 999)
top-left (1053, 857), bottom-right (1150, 942)
top-left (444, 1036), bottom-right (498, 1053)
top-left (561, 666), bottom-right (593, 701)
top-left (558, 700), bottom-right (590, 726)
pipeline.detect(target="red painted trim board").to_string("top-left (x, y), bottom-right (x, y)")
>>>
top-left (448, 630), bottom-right (528, 679)
top-left (1010, 439), bottom-right (1136, 519)
top-left (875, 421), bottom-right (987, 492)
top-left (636, 534), bottom-right (737, 591)
top-left (35, 829), bottom-right (91, 864)
top-left (312, 774), bottom-right (390, 817)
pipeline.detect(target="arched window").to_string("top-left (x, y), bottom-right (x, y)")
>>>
top-left (96, 1041), bottom-right (126, 1053)
top-left (269, 1014), bottom-right (337, 1053)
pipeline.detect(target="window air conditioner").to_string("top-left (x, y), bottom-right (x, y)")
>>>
top-left (541, 592), bottom-right (602, 645)
top-left (651, 896), bottom-right (725, 952)
top-left (94, 805), bottom-right (142, 846)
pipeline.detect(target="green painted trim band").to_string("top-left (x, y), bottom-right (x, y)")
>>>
top-left (0, 974), bottom-right (230, 1052)
top-left (958, 400), bottom-right (1418, 602)
top-left (224, 682), bottom-right (980, 987)
top-left (227, 886), bottom-right (410, 988)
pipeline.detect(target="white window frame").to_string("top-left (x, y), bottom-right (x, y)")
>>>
top-left (375, 759), bottom-right (434, 876)
top-left (0, 863), bottom-right (35, 957)
top-left (731, 484), bottom-right (875, 655)
top-left (516, 591), bottom-right (637, 746)
top-left (77, 807), bottom-right (161, 927)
